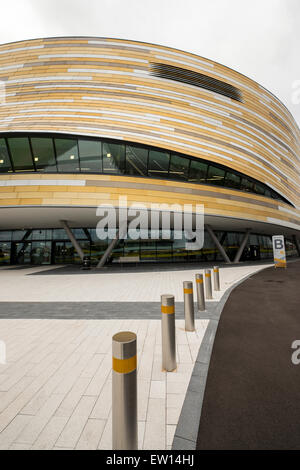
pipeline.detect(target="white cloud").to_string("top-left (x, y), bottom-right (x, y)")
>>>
top-left (0, 0), bottom-right (299, 125)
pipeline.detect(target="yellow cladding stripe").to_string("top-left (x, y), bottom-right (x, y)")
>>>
top-left (161, 305), bottom-right (175, 314)
top-left (184, 288), bottom-right (193, 294)
top-left (196, 279), bottom-right (203, 284)
top-left (112, 355), bottom-right (137, 374)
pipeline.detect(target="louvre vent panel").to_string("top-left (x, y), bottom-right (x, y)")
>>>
top-left (150, 62), bottom-right (243, 102)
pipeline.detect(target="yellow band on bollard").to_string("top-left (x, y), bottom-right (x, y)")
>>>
top-left (112, 355), bottom-right (137, 374)
top-left (196, 279), bottom-right (203, 284)
top-left (205, 273), bottom-right (211, 277)
top-left (161, 305), bottom-right (175, 314)
top-left (184, 288), bottom-right (193, 294)
top-left (213, 269), bottom-right (219, 273)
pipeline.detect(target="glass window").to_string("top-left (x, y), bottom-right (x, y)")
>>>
top-left (0, 231), bottom-right (12, 241)
top-left (0, 242), bottom-right (11, 265)
top-left (102, 142), bottom-right (125, 174)
top-left (0, 139), bottom-right (12, 173)
top-left (125, 145), bottom-right (148, 176)
top-left (30, 137), bottom-right (57, 172)
top-left (169, 154), bottom-right (190, 181)
top-left (7, 137), bottom-right (34, 171)
top-left (188, 160), bottom-right (208, 183)
top-left (224, 172), bottom-right (241, 189)
top-left (55, 139), bottom-right (80, 172)
top-left (12, 230), bottom-right (29, 241)
top-left (240, 177), bottom-right (253, 192)
top-left (253, 182), bottom-right (265, 196)
top-left (148, 150), bottom-right (170, 178)
top-left (78, 139), bottom-right (102, 173)
top-left (264, 188), bottom-right (272, 198)
top-left (31, 229), bottom-right (52, 240)
top-left (206, 165), bottom-right (225, 186)
top-left (52, 228), bottom-right (69, 240)
top-left (271, 191), bottom-right (280, 200)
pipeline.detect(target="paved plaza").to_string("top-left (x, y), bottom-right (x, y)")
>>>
top-left (0, 263), bottom-right (271, 450)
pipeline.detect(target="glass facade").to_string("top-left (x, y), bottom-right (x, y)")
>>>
top-left (0, 228), bottom-right (297, 266)
top-left (0, 133), bottom-right (290, 205)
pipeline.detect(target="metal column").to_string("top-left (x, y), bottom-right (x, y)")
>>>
top-left (96, 223), bottom-right (127, 268)
top-left (60, 220), bottom-right (84, 261)
top-left (205, 225), bottom-right (231, 264)
top-left (233, 229), bottom-right (251, 263)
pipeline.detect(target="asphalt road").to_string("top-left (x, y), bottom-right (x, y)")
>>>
top-left (196, 261), bottom-right (300, 450)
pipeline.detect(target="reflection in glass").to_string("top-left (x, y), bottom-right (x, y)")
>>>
top-left (253, 182), bottom-right (265, 196)
top-left (103, 142), bottom-right (125, 174)
top-left (0, 139), bottom-right (12, 173)
top-left (30, 138), bottom-right (57, 172)
top-left (126, 145), bottom-right (148, 176)
top-left (55, 139), bottom-right (79, 172)
top-left (78, 140), bottom-right (102, 172)
top-left (7, 137), bottom-right (34, 171)
top-left (0, 242), bottom-right (11, 264)
top-left (169, 154), bottom-right (189, 181)
top-left (140, 240), bottom-right (156, 262)
top-left (188, 160), bottom-right (208, 183)
top-left (240, 177), bottom-right (253, 192)
top-left (206, 166), bottom-right (225, 185)
top-left (225, 172), bottom-right (241, 189)
top-left (148, 150), bottom-right (170, 178)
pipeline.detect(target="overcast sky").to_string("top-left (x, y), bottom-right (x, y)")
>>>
top-left (1, 0), bottom-right (299, 126)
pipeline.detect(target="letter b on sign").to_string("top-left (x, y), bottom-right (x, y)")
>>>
top-left (275, 240), bottom-right (283, 250)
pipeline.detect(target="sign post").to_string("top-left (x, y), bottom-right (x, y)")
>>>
top-left (272, 235), bottom-right (287, 268)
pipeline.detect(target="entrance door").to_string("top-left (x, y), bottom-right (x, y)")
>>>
top-left (11, 241), bottom-right (32, 264)
top-left (53, 241), bottom-right (76, 264)
top-left (11, 241), bottom-right (51, 265)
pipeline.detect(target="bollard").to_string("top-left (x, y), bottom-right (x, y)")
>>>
top-left (161, 294), bottom-right (176, 372)
top-left (213, 266), bottom-right (220, 291)
top-left (112, 331), bottom-right (137, 450)
top-left (204, 269), bottom-right (213, 300)
top-left (195, 273), bottom-right (205, 311)
top-left (183, 281), bottom-right (195, 331)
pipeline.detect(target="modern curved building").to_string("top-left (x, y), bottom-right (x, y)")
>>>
top-left (0, 36), bottom-right (299, 266)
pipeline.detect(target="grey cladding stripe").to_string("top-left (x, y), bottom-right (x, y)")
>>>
top-left (231, 113), bottom-right (293, 155)
top-left (85, 179), bottom-right (279, 208)
top-left (269, 112), bottom-right (293, 136)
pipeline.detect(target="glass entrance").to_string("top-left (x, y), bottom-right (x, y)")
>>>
top-left (11, 241), bottom-right (51, 265)
top-left (53, 241), bottom-right (81, 264)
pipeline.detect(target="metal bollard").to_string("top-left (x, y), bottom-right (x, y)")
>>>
top-left (204, 269), bottom-right (213, 300)
top-left (112, 331), bottom-right (138, 450)
top-left (195, 273), bottom-right (205, 311)
top-left (213, 266), bottom-right (220, 291)
top-left (183, 281), bottom-right (195, 331)
top-left (161, 294), bottom-right (176, 372)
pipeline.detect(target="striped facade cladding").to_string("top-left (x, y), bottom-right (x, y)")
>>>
top-left (0, 36), bottom-right (300, 231)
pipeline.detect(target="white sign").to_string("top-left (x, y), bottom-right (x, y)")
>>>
top-left (272, 235), bottom-right (286, 268)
